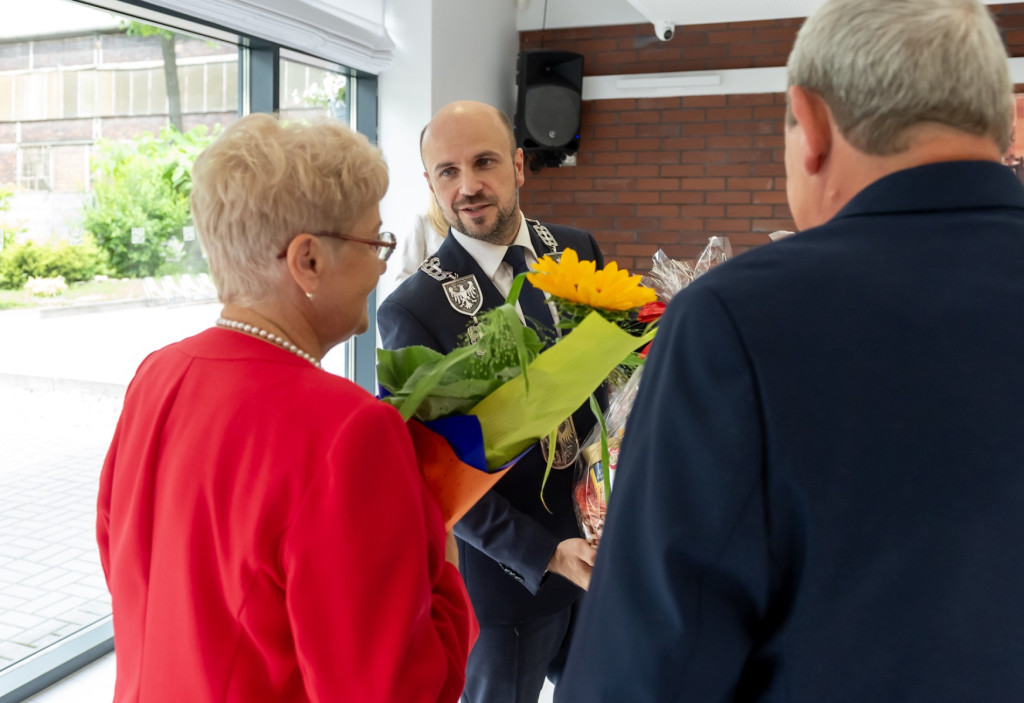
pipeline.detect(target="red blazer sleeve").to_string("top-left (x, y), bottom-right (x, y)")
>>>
top-left (96, 425), bottom-right (116, 585)
top-left (280, 400), bottom-right (478, 703)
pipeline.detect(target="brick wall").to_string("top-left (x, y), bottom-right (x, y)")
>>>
top-left (52, 145), bottom-right (88, 191)
top-left (0, 42), bottom-right (31, 71)
top-left (99, 116), bottom-right (171, 140)
top-left (34, 36), bottom-right (95, 68)
top-left (176, 36), bottom-right (234, 60)
top-left (0, 151), bottom-right (14, 185)
top-left (99, 33), bottom-right (163, 64)
top-left (21, 119), bottom-right (93, 143)
top-left (183, 112), bottom-right (238, 133)
top-left (519, 4), bottom-right (1024, 270)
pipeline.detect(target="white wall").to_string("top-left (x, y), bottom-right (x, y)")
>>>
top-left (515, 0), bottom-right (642, 31)
top-left (377, 0), bottom-right (518, 238)
top-left (378, 0), bottom-right (435, 235)
top-left (514, 0), bottom-right (1010, 31)
top-left (431, 0), bottom-right (519, 115)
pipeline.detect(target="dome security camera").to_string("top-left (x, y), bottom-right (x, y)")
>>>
top-left (654, 20), bottom-right (675, 41)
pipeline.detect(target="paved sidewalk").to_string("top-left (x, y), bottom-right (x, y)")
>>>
top-left (0, 301), bottom-right (219, 671)
top-left (0, 301), bottom-right (222, 388)
top-left (0, 387), bottom-right (121, 669)
top-left (0, 299), bottom-right (556, 700)
top-left (0, 299), bottom-right (359, 674)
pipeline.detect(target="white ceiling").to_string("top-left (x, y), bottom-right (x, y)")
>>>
top-left (517, 0), bottom-right (1010, 31)
top-left (625, 0), bottom-right (826, 26)
top-left (4, 0), bottom-right (395, 73)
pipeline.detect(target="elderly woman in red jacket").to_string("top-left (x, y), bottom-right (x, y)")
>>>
top-left (97, 113), bottom-right (477, 703)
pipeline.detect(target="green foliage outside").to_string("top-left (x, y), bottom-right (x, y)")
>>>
top-left (1, 184), bottom-right (107, 290)
top-left (0, 238), bottom-right (108, 290)
top-left (1, 186), bottom-right (20, 252)
top-left (297, 74), bottom-right (347, 109)
top-left (82, 125), bottom-right (215, 278)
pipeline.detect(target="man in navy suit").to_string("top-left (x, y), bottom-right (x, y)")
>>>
top-left (557, 0), bottom-right (1024, 701)
top-left (378, 100), bottom-right (605, 703)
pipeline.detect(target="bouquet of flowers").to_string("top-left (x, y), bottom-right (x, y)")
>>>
top-left (571, 236), bottom-right (733, 545)
top-left (523, 248), bottom-right (658, 507)
top-left (572, 364), bottom-right (642, 544)
top-left (377, 250), bottom-right (657, 529)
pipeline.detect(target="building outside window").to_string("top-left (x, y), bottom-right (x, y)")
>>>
top-left (16, 145), bottom-right (50, 191)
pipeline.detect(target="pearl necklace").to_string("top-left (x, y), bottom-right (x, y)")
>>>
top-left (216, 318), bottom-right (322, 369)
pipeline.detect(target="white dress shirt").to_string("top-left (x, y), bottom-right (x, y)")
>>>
top-left (449, 214), bottom-right (556, 325)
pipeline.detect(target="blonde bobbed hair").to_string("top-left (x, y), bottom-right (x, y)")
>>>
top-left (191, 114), bottom-right (388, 304)
top-left (426, 195), bottom-right (449, 238)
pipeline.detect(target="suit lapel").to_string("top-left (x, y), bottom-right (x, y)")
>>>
top-left (428, 222), bottom-right (591, 317)
top-left (432, 235), bottom-right (507, 311)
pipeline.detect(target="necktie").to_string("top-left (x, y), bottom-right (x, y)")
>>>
top-left (502, 245), bottom-right (553, 333)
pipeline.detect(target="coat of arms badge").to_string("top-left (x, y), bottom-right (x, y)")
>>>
top-left (540, 416), bottom-right (580, 469)
top-left (442, 275), bottom-right (483, 317)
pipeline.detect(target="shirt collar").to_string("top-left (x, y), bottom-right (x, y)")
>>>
top-left (449, 213), bottom-right (535, 279)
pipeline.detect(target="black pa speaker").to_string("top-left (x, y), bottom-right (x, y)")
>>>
top-left (514, 50), bottom-right (584, 169)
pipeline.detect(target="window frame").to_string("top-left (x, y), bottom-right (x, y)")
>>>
top-left (16, 144), bottom-right (52, 191)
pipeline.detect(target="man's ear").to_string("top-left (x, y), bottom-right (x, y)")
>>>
top-left (513, 147), bottom-right (525, 188)
top-left (789, 85), bottom-right (833, 175)
top-left (423, 171), bottom-right (434, 194)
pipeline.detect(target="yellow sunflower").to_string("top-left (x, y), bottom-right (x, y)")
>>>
top-left (527, 248), bottom-right (656, 312)
top-left (527, 247), bottom-right (593, 300)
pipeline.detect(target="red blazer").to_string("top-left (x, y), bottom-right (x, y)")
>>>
top-left (97, 328), bottom-right (477, 702)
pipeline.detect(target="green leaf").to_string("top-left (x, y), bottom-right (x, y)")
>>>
top-left (425, 377), bottom-right (504, 399)
top-left (589, 393), bottom-right (612, 503)
top-left (539, 426), bottom-right (557, 514)
top-left (376, 344), bottom-right (444, 391)
top-left (389, 345), bottom-right (479, 422)
top-left (376, 296), bottom-right (546, 425)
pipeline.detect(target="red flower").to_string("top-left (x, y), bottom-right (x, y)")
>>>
top-left (637, 301), bottom-right (666, 324)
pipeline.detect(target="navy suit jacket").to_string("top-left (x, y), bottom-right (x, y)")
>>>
top-left (557, 161), bottom-right (1024, 702)
top-left (378, 220), bottom-right (605, 624)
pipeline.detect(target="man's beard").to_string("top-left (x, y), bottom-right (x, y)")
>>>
top-left (450, 193), bottom-right (520, 245)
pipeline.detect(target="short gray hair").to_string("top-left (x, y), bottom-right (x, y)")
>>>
top-left (786, 0), bottom-right (1012, 155)
top-left (191, 114), bottom-right (388, 305)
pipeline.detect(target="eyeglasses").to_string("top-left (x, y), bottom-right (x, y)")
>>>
top-left (277, 231), bottom-right (396, 262)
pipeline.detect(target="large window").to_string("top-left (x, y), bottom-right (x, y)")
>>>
top-left (16, 146), bottom-right (50, 191)
top-left (1, 35), bottom-right (238, 123)
top-left (0, 1), bottom-right (373, 699)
